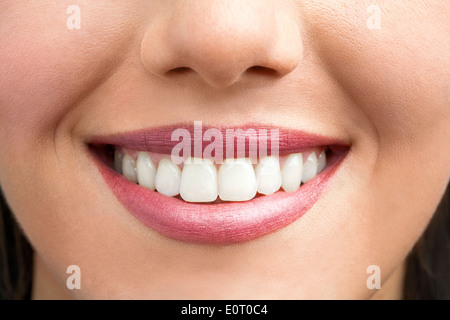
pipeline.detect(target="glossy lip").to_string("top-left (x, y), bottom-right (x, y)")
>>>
top-left (90, 125), bottom-right (349, 244)
top-left (90, 123), bottom-right (343, 157)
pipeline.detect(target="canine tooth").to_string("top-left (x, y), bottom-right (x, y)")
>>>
top-left (281, 153), bottom-right (303, 192)
top-left (122, 154), bottom-right (138, 183)
top-left (317, 150), bottom-right (326, 173)
top-left (114, 150), bottom-right (123, 174)
top-left (155, 158), bottom-right (181, 197)
top-left (218, 158), bottom-right (257, 201)
top-left (255, 156), bottom-right (282, 195)
top-left (301, 152), bottom-right (318, 183)
top-left (136, 152), bottom-right (156, 190)
top-left (180, 158), bottom-right (218, 202)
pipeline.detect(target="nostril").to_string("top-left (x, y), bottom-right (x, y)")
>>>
top-left (166, 67), bottom-right (192, 76)
top-left (167, 66), bottom-right (278, 78)
top-left (247, 66), bottom-right (279, 77)
top-left (164, 65), bottom-right (281, 88)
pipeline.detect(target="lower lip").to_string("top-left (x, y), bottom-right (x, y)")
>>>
top-left (94, 149), bottom-right (346, 244)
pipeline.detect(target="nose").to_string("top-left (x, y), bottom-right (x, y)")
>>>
top-left (140, 0), bottom-right (304, 89)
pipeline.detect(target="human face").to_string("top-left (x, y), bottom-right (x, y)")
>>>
top-left (0, 1), bottom-right (448, 299)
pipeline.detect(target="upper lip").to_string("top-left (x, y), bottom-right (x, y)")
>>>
top-left (89, 122), bottom-right (347, 156)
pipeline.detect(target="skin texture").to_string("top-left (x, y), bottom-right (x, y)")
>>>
top-left (0, 0), bottom-right (449, 299)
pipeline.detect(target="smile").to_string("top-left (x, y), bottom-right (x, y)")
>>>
top-left (89, 124), bottom-right (349, 244)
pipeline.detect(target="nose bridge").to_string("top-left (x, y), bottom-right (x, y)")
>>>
top-left (171, 0), bottom-right (275, 57)
top-left (140, 0), bottom-right (303, 89)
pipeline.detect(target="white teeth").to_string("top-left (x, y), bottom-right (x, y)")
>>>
top-left (122, 154), bottom-right (138, 183)
top-left (281, 153), bottom-right (303, 193)
top-left (255, 156), bottom-right (282, 195)
top-left (317, 150), bottom-right (327, 173)
top-left (116, 148), bottom-right (328, 202)
top-left (155, 158), bottom-right (181, 197)
top-left (301, 152), bottom-right (318, 183)
top-left (114, 150), bottom-right (123, 174)
top-left (180, 158), bottom-right (218, 203)
top-left (218, 158), bottom-right (257, 201)
top-left (136, 152), bottom-right (156, 190)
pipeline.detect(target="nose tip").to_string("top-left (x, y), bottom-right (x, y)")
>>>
top-left (140, 0), bottom-right (304, 89)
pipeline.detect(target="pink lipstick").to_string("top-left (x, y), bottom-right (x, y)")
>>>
top-left (90, 124), bottom-right (348, 244)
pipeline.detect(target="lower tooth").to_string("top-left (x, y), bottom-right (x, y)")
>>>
top-left (301, 152), bottom-right (318, 183)
top-left (180, 158), bottom-right (218, 203)
top-left (122, 154), bottom-right (138, 183)
top-left (155, 158), bottom-right (181, 197)
top-left (218, 158), bottom-right (257, 202)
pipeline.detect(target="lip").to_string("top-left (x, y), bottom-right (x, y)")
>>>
top-left (90, 123), bottom-right (344, 157)
top-left (90, 124), bottom-right (349, 244)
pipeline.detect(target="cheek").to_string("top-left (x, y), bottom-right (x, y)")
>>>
top-left (0, 3), bottom-right (140, 249)
top-left (309, 1), bottom-right (450, 180)
top-left (303, 0), bottom-right (450, 282)
top-left (306, 1), bottom-right (450, 137)
top-left (0, 3), bottom-right (136, 155)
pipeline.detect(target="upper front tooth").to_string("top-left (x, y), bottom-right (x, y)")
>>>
top-left (136, 152), bottom-right (156, 190)
top-left (281, 153), bottom-right (303, 193)
top-left (180, 158), bottom-right (218, 203)
top-left (301, 152), bottom-right (318, 183)
top-left (218, 158), bottom-right (257, 201)
top-left (317, 150), bottom-right (326, 173)
top-left (155, 158), bottom-right (181, 197)
top-left (255, 156), bottom-right (282, 195)
top-left (122, 154), bottom-right (138, 183)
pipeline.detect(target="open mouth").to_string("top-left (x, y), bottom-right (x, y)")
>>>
top-left (89, 124), bottom-right (349, 244)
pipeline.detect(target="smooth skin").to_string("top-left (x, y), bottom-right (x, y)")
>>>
top-left (0, 1), bottom-right (449, 299)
